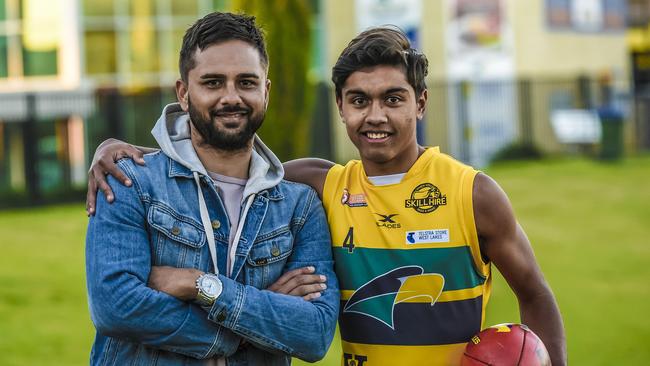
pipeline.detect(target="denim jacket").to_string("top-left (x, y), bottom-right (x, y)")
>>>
top-left (85, 105), bottom-right (339, 365)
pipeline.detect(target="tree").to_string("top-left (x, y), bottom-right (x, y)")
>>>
top-left (231, 0), bottom-right (315, 161)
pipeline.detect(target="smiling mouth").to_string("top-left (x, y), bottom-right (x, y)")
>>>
top-left (216, 112), bottom-right (247, 118)
top-left (363, 131), bottom-right (391, 140)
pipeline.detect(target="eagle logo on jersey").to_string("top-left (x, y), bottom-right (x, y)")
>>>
top-left (405, 183), bottom-right (447, 213)
top-left (342, 266), bottom-right (444, 329)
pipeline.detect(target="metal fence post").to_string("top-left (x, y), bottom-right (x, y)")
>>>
top-left (457, 80), bottom-right (470, 163)
top-left (103, 88), bottom-right (125, 140)
top-left (309, 81), bottom-right (333, 160)
top-left (23, 94), bottom-right (40, 204)
top-left (518, 78), bottom-right (533, 146)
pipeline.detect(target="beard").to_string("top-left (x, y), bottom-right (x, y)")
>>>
top-left (187, 97), bottom-right (264, 151)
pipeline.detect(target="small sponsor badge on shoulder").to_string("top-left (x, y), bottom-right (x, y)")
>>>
top-left (405, 229), bottom-right (450, 244)
top-left (341, 188), bottom-right (368, 207)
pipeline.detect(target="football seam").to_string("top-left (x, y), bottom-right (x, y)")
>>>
top-left (516, 328), bottom-right (528, 365)
top-left (462, 352), bottom-right (491, 365)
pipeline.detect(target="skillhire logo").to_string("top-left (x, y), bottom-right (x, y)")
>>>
top-left (405, 183), bottom-right (447, 213)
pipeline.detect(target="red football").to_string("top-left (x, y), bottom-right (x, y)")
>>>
top-left (460, 323), bottom-right (551, 366)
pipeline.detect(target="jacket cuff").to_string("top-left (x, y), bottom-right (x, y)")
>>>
top-left (207, 275), bottom-right (246, 330)
top-left (204, 322), bottom-right (241, 358)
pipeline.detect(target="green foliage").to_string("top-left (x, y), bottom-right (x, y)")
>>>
top-left (230, 0), bottom-right (315, 161)
top-left (0, 204), bottom-right (94, 366)
top-left (1, 156), bottom-right (650, 365)
top-left (491, 142), bottom-right (544, 162)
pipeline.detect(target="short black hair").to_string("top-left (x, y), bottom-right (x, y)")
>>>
top-left (332, 27), bottom-right (428, 98)
top-left (179, 12), bottom-right (268, 81)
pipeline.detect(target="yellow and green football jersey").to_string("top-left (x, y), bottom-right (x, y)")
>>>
top-left (323, 147), bottom-right (491, 366)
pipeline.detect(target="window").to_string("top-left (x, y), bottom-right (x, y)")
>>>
top-left (22, 47), bottom-right (57, 76)
top-left (0, 36), bottom-right (7, 77)
top-left (128, 23), bottom-right (159, 73)
top-left (84, 31), bottom-right (116, 75)
top-left (546, 0), bottom-right (626, 32)
top-left (129, 0), bottom-right (156, 17)
top-left (0, 0), bottom-right (61, 78)
top-left (82, 0), bottom-right (114, 17)
top-left (171, 0), bottom-right (197, 16)
top-left (627, 0), bottom-right (650, 28)
top-left (81, 0), bottom-right (229, 87)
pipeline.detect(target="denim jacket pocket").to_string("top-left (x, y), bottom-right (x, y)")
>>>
top-left (147, 204), bottom-right (206, 268)
top-left (245, 228), bottom-right (293, 288)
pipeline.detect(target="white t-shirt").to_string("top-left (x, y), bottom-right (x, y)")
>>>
top-left (206, 172), bottom-right (248, 366)
top-left (208, 171), bottom-right (248, 247)
top-left (368, 172), bottom-right (405, 186)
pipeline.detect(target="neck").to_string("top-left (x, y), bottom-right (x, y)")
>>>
top-left (190, 125), bottom-right (252, 179)
top-left (362, 145), bottom-right (425, 177)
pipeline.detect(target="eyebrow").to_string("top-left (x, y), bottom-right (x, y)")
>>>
top-left (199, 73), bottom-right (261, 79)
top-left (237, 73), bottom-right (261, 79)
top-left (344, 89), bottom-right (367, 97)
top-left (384, 87), bottom-right (409, 94)
top-left (344, 87), bottom-right (409, 97)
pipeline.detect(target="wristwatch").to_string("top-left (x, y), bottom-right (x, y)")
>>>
top-left (195, 273), bottom-right (222, 306)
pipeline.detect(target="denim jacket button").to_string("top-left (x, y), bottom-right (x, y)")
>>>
top-left (171, 226), bottom-right (181, 235)
top-left (211, 220), bottom-right (221, 229)
top-left (216, 309), bottom-right (227, 322)
top-left (271, 246), bottom-right (280, 257)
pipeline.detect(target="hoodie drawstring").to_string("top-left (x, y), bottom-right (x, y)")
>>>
top-left (194, 172), bottom-right (218, 274)
top-left (227, 194), bottom-right (255, 277)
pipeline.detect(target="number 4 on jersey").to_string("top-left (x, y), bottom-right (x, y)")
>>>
top-left (343, 227), bottom-right (355, 253)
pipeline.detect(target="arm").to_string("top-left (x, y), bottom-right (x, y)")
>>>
top-left (473, 173), bottom-right (567, 366)
top-left (147, 190), bottom-right (339, 361)
top-left (206, 190), bottom-right (339, 361)
top-left (86, 166), bottom-right (241, 359)
top-left (150, 265), bottom-right (327, 302)
top-left (283, 158), bottom-right (334, 199)
top-left (86, 138), bottom-right (157, 215)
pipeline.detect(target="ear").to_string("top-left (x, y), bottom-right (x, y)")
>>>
top-left (416, 89), bottom-right (428, 120)
top-left (264, 79), bottom-right (271, 109)
top-left (336, 95), bottom-right (345, 123)
top-left (176, 79), bottom-right (189, 111)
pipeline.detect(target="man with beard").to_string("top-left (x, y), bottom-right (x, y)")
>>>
top-left (84, 12), bottom-right (338, 366)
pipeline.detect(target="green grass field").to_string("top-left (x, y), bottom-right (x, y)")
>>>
top-left (1, 156), bottom-right (649, 365)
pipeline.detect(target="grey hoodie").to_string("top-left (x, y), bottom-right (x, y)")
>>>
top-left (151, 103), bottom-right (285, 277)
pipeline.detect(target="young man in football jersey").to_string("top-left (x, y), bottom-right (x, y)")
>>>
top-left (86, 27), bottom-right (566, 365)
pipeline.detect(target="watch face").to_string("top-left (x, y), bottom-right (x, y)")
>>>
top-left (201, 276), bottom-right (221, 297)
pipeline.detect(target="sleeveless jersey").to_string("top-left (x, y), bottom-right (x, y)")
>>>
top-left (322, 147), bottom-right (491, 366)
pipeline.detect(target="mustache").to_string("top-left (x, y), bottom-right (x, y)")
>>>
top-left (210, 106), bottom-right (251, 117)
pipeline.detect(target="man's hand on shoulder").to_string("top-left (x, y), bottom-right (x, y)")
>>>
top-left (148, 266), bottom-right (203, 301)
top-left (266, 266), bottom-right (327, 301)
top-left (86, 138), bottom-right (151, 216)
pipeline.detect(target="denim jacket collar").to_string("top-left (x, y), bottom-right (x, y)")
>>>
top-left (167, 157), bottom-right (284, 201)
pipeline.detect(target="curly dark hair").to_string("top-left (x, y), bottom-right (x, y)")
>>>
top-left (332, 26), bottom-right (428, 98)
top-left (179, 12), bottom-right (268, 81)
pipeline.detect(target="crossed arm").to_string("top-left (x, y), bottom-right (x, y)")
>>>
top-left (86, 176), bottom-right (239, 359)
top-left (86, 162), bottom-right (339, 361)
